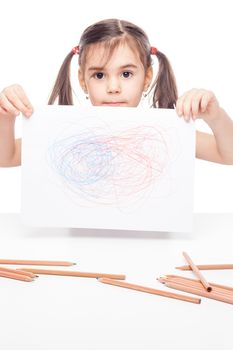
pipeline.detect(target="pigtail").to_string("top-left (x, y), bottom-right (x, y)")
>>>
top-left (48, 52), bottom-right (74, 105)
top-left (150, 51), bottom-right (178, 109)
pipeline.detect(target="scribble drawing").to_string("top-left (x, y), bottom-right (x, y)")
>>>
top-left (47, 122), bottom-right (176, 209)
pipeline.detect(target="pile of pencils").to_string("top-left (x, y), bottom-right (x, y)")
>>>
top-left (0, 258), bottom-right (125, 282)
top-left (157, 252), bottom-right (233, 305)
top-left (1, 253), bottom-right (233, 305)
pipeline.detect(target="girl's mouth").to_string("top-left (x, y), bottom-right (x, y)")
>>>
top-left (102, 102), bottom-right (127, 106)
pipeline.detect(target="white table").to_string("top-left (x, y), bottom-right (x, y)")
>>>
top-left (0, 213), bottom-right (233, 350)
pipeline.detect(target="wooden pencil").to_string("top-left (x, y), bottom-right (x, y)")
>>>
top-left (0, 266), bottom-right (37, 278)
top-left (99, 277), bottom-right (201, 304)
top-left (0, 259), bottom-right (75, 266)
top-left (0, 270), bottom-right (33, 282)
top-left (176, 264), bottom-right (233, 271)
top-left (164, 281), bottom-right (233, 305)
top-left (158, 276), bottom-right (233, 298)
top-left (164, 274), bottom-right (233, 293)
top-left (20, 268), bottom-right (126, 280)
top-left (182, 252), bottom-right (212, 292)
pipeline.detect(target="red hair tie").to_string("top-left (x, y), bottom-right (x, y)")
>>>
top-left (72, 46), bottom-right (79, 55)
top-left (150, 47), bottom-right (157, 55)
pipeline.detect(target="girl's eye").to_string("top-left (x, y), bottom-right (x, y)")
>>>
top-left (122, 71), bottom-right (132, 78)
top-left (94, 72), bottom-right (104, 79)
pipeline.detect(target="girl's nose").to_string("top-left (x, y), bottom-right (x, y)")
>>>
top-left (106, 77), bottom-right (121, 94)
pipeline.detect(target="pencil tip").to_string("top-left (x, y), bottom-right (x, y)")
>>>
top-left (157, 277), bottom-right (165, 283)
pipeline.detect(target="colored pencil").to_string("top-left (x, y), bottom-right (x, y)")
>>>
top-left (164, 274), bottom-right (233, 293)
top-left (0, 266), bottom-right (37, 278)
top-left (20, 268), bottom-right (126, 280)
top-left (98, 277), bottom-right (201, 304)
top-left (0, 270), bottom-right (33, 282)
top-left (0, 259), bottom-right (75, 266)
top-left (164, 280), bottom-right (233, 305)
top-left (182, 252), bottom-right (212, 292)
top-left (176, 264), bottom-right (233, 271)
top-left (158, 275), bottom-right (233, 297)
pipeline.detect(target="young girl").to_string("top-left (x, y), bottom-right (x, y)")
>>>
top-left (0, 18), bottom-right (233, 167)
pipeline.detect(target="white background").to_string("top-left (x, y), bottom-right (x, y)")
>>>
top-left (1, 212), bottom-right (233, 350)
top-left (0, 0), bottom-right (232, 212)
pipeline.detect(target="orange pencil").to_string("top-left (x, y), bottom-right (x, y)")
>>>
top-left (176, 264), bottom-right (233, 271)
top-left (182, 252), bottom-right (212, 292)
top-left (164, 274), bottom-right (233, 293)
top-left (99, 277), bottom-right (201, 304)
top-left (0, 266), bottom-right (37, 278)
top-left (164, 280), bottom-right (233, 305)
top-left (0, 270), bottom-right (33, 282)
top-left (0, 259), bottom-right (76, 266)
top-left (158, 276), bottom-right (233, 298)
top-left (20, 268), bottom-right (126, 280)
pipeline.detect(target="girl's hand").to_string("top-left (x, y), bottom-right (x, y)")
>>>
top-left (0, 84), bottom-right (33, 119)
top-left (176, 89), bottom-right (220, 122)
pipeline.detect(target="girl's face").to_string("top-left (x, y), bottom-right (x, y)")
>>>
top-left (78, 43), bottom-right (153, 107)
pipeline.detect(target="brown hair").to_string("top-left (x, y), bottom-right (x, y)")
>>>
top-left (48, 18), bottom-right (178, 108)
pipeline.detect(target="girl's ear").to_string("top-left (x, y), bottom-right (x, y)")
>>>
top-left (143, 66), bottom-right (153, 92)
top-left (78, 69), bottom-right (88, 93)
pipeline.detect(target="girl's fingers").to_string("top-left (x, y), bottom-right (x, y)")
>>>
top-left (190, 90), bottom-right (206, 119)
top-left (0, 85), bottom-right (33, 117)
top-left (177, 89), bottom-right (219, 123)
top-left (0, 105), bottom-right (10, 116)
top-left (176, 93), bottom-right (186, 116)
top-left (0, 93), bottom-right (20, 116)
top-left (199, 91), bottom-right (215, 113)
top-left (8, 91), bottom-right (32, 117)
top-left (177, 89), bottom-right (214, 121)
top-left (14, 85), bottom-right (33, 113)
top-left (180, 89), bottom-right (197, 120)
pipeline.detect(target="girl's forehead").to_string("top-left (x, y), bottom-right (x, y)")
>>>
top-left (84, 42), bottom-right (141, 67)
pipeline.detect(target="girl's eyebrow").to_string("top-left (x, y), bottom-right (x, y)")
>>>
top-left (119, 64), bottom-right (138, 69)
top-left (87, 64), bottom-right (138, 72)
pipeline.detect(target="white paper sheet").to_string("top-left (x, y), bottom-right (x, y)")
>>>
top-left (21, 106), bottom-right (195, 232)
